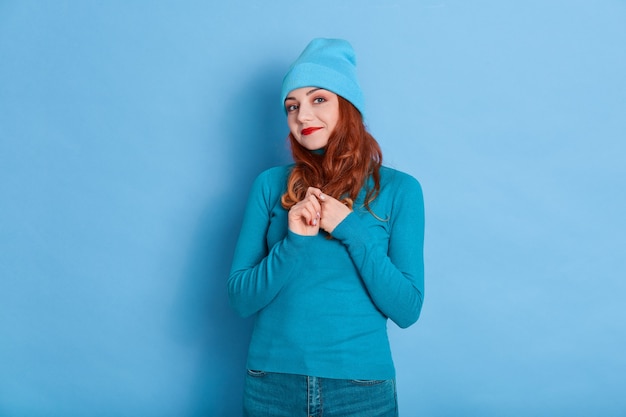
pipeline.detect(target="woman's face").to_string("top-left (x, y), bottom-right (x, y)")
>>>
top-left (284, 87), bottom-right (339, 151)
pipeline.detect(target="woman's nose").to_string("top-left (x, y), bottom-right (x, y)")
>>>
top-left (296, 104), bottom-right (313, 122)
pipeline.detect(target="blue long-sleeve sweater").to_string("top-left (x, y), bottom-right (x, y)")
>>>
top-left (228, 164), bottom-right (425, 380)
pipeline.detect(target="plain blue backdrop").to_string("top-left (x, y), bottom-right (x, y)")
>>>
top-left (1, 1), bottom-right (625, 416)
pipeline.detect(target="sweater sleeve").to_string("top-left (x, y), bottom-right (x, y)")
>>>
top-left (227, 168), bottom-right (310, 317)
top-left (331, 173), bottom-right (425, 328)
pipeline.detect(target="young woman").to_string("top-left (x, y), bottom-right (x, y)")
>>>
top-left (228, 38), bottom-right (425, 417)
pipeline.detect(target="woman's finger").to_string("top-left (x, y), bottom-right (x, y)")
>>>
top-left (305, 187), bottom-right (323, 199)
top-left (306, 194), bottom-right (322, 217)
top-left (292, 200), bottom-right (320, 226)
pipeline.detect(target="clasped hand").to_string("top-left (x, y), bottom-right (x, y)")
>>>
top-left (288, 187), bottom-right (352, 236)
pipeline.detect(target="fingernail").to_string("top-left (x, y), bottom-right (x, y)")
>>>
top-left (316, 211), bottom-right (320, 218)
top-left (319, 193), bottom-right (325, 200)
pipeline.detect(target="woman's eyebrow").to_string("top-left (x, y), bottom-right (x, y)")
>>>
top-left (284, 88), bottom-right (324, 102)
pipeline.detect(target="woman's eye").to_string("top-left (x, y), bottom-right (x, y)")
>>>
top-left (313, 97), bottom-right (326, 104)
top-left (285, 104), bottom-right (298, 112)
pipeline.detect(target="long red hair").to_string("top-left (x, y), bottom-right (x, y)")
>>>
top-left (281, 96), bottom-right (382, 211)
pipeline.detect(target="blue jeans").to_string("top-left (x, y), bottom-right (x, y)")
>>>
top-left (243, 370), bottom-right (398, 417)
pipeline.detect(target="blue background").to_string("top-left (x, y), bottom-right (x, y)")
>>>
top-left (1, 1), bottom-right (625, 416)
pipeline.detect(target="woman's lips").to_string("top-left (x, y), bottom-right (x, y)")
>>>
top-left (301, 127), bottom-right (322, 136)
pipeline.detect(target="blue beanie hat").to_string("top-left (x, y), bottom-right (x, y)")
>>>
top-left (281, 38), bottom-right (365, 116)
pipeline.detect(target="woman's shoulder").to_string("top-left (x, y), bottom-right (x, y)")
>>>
top-left (243, 165), bottom-right (293, 207)
top-left (375, 166), bottom-right (424, 214)
top-left (379, 165), bottom-right (422, 191)
top-left (249, 164), bottom-right (293, 197)
top-left (255, 164), bottom-right (293, 184)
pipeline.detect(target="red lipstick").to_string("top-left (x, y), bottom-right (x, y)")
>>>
top-left (301, 127), bottom-right (322, 136)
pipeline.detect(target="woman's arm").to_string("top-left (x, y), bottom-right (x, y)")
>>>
top-left (228, 168), bottom-right (309, 317)
top-left (331, 173), bottom-right (425, 328)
